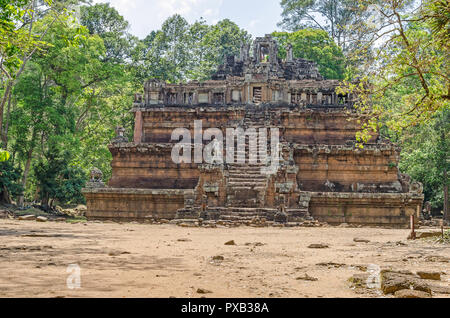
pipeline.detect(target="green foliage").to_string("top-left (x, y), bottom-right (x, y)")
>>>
top-left (278, 0), bottom-right (373, 52)
top-left (0, 159), bottom-right (22, 197)
top-left (0, 149), bottom-right (9, 161)
top-left (4, 3), bottom-right (132, 205)
top-left (136, 15), bottom-right (251, 82)
top-left (336, 0), bottom-right (449, 212)
top-left (34, 145), bottom-right (87, 207)
top-left (398, 108), bottom-right (449, 210)
top-left (80, 3), bottom-right (136, 63)
top-left (273, 29), bottom-right (345, 79)
top-left (189, 19), bottom-right (251, 80)
top-left (339, 0), bottom-right (449, 141)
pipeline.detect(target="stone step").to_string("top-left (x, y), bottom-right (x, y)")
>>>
top-left (220, 216), bottom-right (262, 221)
top-left (228, 182), bottom-right (267, 188)
top-left (231, 208), bottom-right (277, 213)
top-left (226, 200), bottom-right (261, 207)
top-left (286, 209), bottom-right (309, 216)
top-left (228, 165), bottom-right (266, 170)
top-left (228, 178), bottom-right (267, 183)
top-left (228, 171), bottom-right (267, 175)
top-left (207, 207), bottom-right (277, 213)
top-left (227, 185), bottom-right (267, 190)
top-left (228, 171), bottom-right (266, 176)
top-left (227, 180), bottom-right (267, 191)
top-left (228, 169), bottom-right (267, 174)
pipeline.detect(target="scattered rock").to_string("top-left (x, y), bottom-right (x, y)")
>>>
top-left (381, 271), bottom-right (432, 295)
top-left (308, 243), bottom-right (329, 249)
top-left (177, 238), bottom-right (192, 242)
top-left (351, 264), bottom-right (368, 272)
top-left (430, 285), bottom-right (450, 295)
top-left (410, 280), bottom-right (432, 294)
top-left (353, 238), bottom-right (370, 243)
top-left (348, 273), bottom-right (370, 288)
top-left (381, 272), bottom-right (411, 295)
top-left (212, 255), bottom-right (224, 261)
top-left (417, 271), bottom-right (441, 281)
top-left (225, 240), bottom-right (236, 246)
top-left (108, 251), bottom-right (130, 257)
top-left (317, 262), bottom-right (346, 268)
top-left (383, 269), bottom-right (416, 276)
top-left (19, 215), bottom-right (36, 221)
top-left (296, 274), bottom-right (318, 282)
top-left (395, 290), bottom-right (432, 298)
top-left (196, 288), bottom-right (212, 294)
top-left (424, 255), bottom-right (449, 263)
top-left (36, 216), bottom-right (48, 223)
top-left (179, 223), bottom-right (198, 228)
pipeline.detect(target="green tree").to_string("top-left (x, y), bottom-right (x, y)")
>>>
top-left (0, 0), bottom-right (76, 146)
top-left (273, 29), bottom-right (345, 79)
top-left (143, 14), bottom-right (191, 82)
top-left (190, 19), bottom-right (251, 80)
top-left (8, 11), bottom-right (111, 205)
top-left (397, 108), bottom-right (449, 220)
top-left (137, 16), bottom-right (251, 82)
top-left (337, 0), bottom-right (449, 219)
top-left (338, 0), bottom-right (449, 140)
top-left (76, 3), bottom-right (136, 179)
top-left (80, 3), bottom-right (136, 64)
top-left (34, 144), bottom-right (86, 209)
top-left (0, 160), bottom-right (22, 203)
top-left (278, 0), bottom-right (372, 52)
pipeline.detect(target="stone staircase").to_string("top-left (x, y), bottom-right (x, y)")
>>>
top-left (221, 109), bottom-right (276, 221)
top-left (206, 207), bottom-right (278, 222)
top-left (226, 163), bottom-right (269, 208)
top-left (177, 109), bottom-right (314, 224)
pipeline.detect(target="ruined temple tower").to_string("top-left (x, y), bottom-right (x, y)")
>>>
top-left (83, 35), bottom-right (424, 227)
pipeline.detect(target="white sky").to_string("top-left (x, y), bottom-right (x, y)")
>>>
top-left (93, 0), bottom-right (284, 39)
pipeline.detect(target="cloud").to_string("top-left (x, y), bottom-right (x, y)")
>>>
top-left (94, 0), bottom-right (223, 38)
top-left (92, 0), bottom-right (282, 38)
top-left (248, 19), bottom-right (260, 28)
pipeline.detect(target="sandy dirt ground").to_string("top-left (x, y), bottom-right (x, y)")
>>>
top-left (0, 219), bottom-right (448, 298)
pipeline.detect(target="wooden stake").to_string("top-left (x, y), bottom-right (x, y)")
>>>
top-left (409, 215), bottom-right (416, 240)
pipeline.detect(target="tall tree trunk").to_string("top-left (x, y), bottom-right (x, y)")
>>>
top-left (444, 168), bottom-right (449, 222)
top-left (2, 92), bottom-right (13, 148)
top-left (0, 80), bottom-right (13, 144)
top-left (1, 186), bottom-right (12, 204)
top-left (17, 130), bottom-right (36, 207)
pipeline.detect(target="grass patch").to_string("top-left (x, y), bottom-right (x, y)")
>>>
top-left (66, 216), bottom-right (88, 224)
